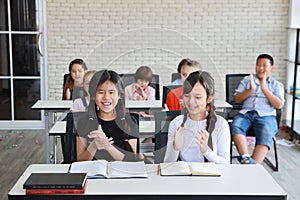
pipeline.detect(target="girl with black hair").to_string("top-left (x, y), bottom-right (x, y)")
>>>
top-left (76, 70), bottom-right (142, 161)
top-left (164, 71), bottom-right (230, 164)
top-left (63, 58), bottom-right (88, 100)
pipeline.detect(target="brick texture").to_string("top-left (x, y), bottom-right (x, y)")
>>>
top-left (47, 0), bottom-right (289, 102)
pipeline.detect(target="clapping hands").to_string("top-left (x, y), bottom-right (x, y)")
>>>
top-left (250, 74), bottom-right (257, 92)
top-left (88, 125), bottom-right (114, 150)
top-left (195, 129), bottom-right (210, 153)
top-left (173, 126), bottom-right (185, 151)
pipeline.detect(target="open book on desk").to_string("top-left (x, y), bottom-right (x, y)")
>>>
top-left (160, 162), bottom-right (221, 176)
top-left (69, 160), bottom-right (148, 179)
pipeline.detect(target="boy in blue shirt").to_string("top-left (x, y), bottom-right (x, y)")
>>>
top-left (231, 54), bottom-right (284, 164)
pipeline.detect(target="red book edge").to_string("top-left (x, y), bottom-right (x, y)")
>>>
top-left (25, 181), bottom-right (87, 195)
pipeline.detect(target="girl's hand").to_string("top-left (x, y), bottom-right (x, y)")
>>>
top-left (195, 129), bottom-right (209, 153)
top-left (134, 83), bottom-right (147, 100)
top-left (88, 125), bottom-right (114, 150)
top-left (173, 126), bottom-right (185, 151)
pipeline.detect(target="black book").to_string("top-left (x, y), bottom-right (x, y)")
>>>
top-left (23, 173), bottom-right (87, 189)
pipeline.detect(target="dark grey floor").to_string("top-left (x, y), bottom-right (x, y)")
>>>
top-left (0, 129), bottom-right (300, 200)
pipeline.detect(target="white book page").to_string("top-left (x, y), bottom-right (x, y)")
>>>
top-left (70, 160), bottom-right (108, 178)
top-left (188, 162), bottom-right (220, 176)
top-left (107, 161), bottom-right (148, 178)
top-left (160, 162), bottom-right (191, 176)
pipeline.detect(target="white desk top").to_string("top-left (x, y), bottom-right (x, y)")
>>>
top-left (125, 99), bottom-right (232, 109)
top-left (125, 100), bottom-right (162, 108)
top-left (214, 99), bottom-right (232, 108)
top-left (32, 100), bottom-right (73, 110)
top-left (48, 120), bottom-right (154, 134)
top-left (49, 121), bottom-right (67, 135)
top-left (9, 164), bottom-right (286, 198)
top-left (32, 99), bottom-right (231, 110)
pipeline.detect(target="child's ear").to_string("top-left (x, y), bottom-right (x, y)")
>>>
top-left (207, 96), bottom-right (214, 104)
top-left (270, 65), bottom-right (275, 71)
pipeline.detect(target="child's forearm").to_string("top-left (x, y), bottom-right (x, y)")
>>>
top-left (105, 145), bottom-right (125, 161)
top-left (234, 88), bottom-right (254, 103)
top-left (261, 87), bottom-right (283, 109)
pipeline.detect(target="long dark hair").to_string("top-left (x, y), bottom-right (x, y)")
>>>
top-left (63, 58), bottom-right (88, 100)
top-left (86, 70), bottom-right (137, 137)
top-left (181, 70), bottom-right (217, 148)
top-left (87, 69), bottom-right (126, 120)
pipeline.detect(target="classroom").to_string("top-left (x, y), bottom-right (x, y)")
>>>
top-left (0, 0), bottom-right (300, 199)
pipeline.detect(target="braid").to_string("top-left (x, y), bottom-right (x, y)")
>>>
top-left (181, 106), bottom-right (188, 127)
top-left (206, 101), bottom-right (217, 149)
top-left (183, 70), bottom-right (217, 150)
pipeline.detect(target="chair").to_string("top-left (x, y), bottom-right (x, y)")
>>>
top-left (62, 111), bottom-right (85, 163)
top-left (153, 110), bottom-right (181, 164)
top-left (162, 85), bottom-right (181, 107)
top-left (119, 73), bottom-right (160, 100)
top-left (171, 73), bottom-right (181, 83)
top-left (225, 74), bottom-right (249, 119)
top-left (62, 73), bottom-right (68, 100)
top-left (226, 74), bottom-right (280, 171)
top-left (62, 112), bottom-right (140, 164)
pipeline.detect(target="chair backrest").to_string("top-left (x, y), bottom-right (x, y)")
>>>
top-left (171, 72), bottom-right (181, 82)
top-left (119, 73), bottom-right (160, 100)
top-left (225, 74), bottom-right (249, 119)
top-left (62, 73), bottom-right (69, 100)
top-left (154, 110), bottom-right (181, 164)
top-left (162, 85), bottom-right (181, 107)
top-left (225, 74), bottom-right (249, 105)
top-left (63, 112), bottom-right (140, 163)
top-left (63, 111), bottom-right (86, 163)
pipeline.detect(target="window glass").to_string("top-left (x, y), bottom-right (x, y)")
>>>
top-left (11, 0), bottom-right (37, 31)
top-left (0, 0), bottom-right (8, 30)
top-left (0, 34), bottom-right (10, 76)
top-left (14, 79), bottom-right (40, 120)
top-left (0, 79), bottom-right (11, 120)
top-left (12, 34), bottom-right (40, 76)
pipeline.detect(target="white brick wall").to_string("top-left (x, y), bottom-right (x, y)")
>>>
top-left (46, 0), bottom-right (289, 102)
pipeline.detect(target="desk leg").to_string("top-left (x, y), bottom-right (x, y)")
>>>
top-left (44, 110), bottom-right (50, 164)
top-left (48, 111), bottom-right (56, 164)
top-left (45, 111), bottom-right (56, 164)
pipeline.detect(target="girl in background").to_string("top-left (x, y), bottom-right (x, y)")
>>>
top-left (165, 58), bottom-right (201, 111)
top-left (70, 70), bottom-right (96, 112)
top-left (63, 58), bottom-right (88, 100)
top-left (125, 66), bottom-right (155, 101)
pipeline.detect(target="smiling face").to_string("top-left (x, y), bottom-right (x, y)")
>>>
top-left (255, 58), bottom-right (274, 80)
top-left (183, 81), bottom-right (213, 120)
top-left (95, 80), bottom-right (120, 118)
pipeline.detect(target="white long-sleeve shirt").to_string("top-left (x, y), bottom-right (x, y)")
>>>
top-left (163, 115), bottom-right (230, 164)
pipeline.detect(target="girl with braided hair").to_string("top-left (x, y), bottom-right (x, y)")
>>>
top-left (164, 70), bottom-right (230, 164)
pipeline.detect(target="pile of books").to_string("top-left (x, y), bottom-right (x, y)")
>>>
top-left (289, 85), bottom-right (300, 98)
top-left (23, 173), bottom-right (87, 194)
